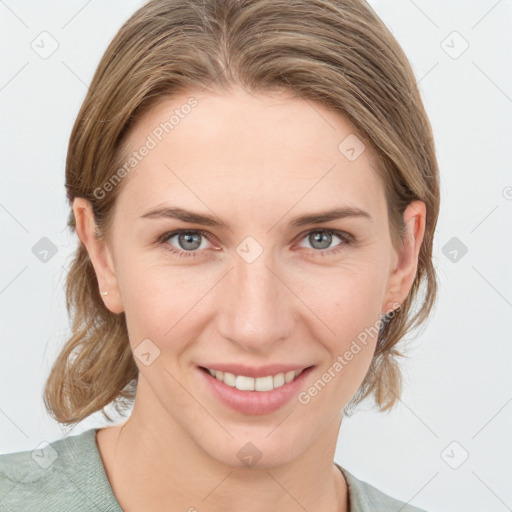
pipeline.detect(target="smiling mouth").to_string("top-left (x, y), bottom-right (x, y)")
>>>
top-left (199, 365), bottom-right (315, 392)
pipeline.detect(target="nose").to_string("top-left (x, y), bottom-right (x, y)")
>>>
top-left (216, 247), bottom-right (294, 353)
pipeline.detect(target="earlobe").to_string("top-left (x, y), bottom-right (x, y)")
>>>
top-left (71, 198), bottom-right (124, 314)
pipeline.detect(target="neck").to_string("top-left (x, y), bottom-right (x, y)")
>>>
top-left (96, 379), bottom-right (348, 512)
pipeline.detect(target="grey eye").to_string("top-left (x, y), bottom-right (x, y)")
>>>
top-left (300, 231), bottom-right (344, 251)
top-left (168, 231), bottom-right (209, 251)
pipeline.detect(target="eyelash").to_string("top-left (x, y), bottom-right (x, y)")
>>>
top-left (156, 229), bottom-right (354, 258)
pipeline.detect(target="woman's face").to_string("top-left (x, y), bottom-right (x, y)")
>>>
top-left (78, 86), bottom-right (424, 467)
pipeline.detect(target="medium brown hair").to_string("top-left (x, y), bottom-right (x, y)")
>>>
top-left (44, 0), bottom-right (440, 426)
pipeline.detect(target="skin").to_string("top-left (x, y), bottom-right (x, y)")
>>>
top-left (73, 86), bottom-right (426, 512)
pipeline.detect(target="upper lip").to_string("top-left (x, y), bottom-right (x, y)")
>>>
top-left (198, 363), bottom-right (313, 378)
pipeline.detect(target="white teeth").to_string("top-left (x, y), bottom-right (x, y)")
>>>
top-left (284, 370), bottom-right (295, 383)
top-left (236, 375), bottom-right (256, 391)
top-left (255, 375), bottom-right (274, 391)
top-left (273, 372), bottom-right (285, 388)
top-left (206, 367), bottom-right (306, 391)
top-left (223, 372), bottom-right (236, 387)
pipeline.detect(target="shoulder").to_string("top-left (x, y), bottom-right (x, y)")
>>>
top-left (336, 464), bottom-right (430, 512)
top-left (0, 428), bottom-right (120, 512)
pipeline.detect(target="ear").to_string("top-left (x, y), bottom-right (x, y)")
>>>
top-left (382, 200), bottom-right (426, 315)
top-left (72, 197), bottom-right (124, 314)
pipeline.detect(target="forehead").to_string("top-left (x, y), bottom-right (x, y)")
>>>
top-left (117, 87), bottom-right (386, 223)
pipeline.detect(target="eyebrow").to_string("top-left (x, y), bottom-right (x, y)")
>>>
top-left (139, 205), bottom-right (372, 227)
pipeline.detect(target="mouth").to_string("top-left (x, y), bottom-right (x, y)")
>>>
top-left (197, 364), bottom-right (316, 415)
top-left (198, 365), bottom-right (314, 391)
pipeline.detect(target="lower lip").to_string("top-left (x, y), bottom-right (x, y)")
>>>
top-left (197, 365), bottom-right (315, 415)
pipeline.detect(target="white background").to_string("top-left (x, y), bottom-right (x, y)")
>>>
top-left (1, 1), bottom-right (511, 511)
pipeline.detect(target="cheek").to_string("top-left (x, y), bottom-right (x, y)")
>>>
top-left (297, 257), bottom-right (388, 336)
top-left (294, 258), bottom-right (388, 391)
top-left (116, 253), bottom-right (202, 347)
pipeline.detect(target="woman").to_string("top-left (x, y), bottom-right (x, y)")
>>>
top-left (0, 0), bottom-right (439, 510)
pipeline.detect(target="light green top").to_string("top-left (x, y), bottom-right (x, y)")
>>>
top-left (0, 428), bottom-right (428, 511)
